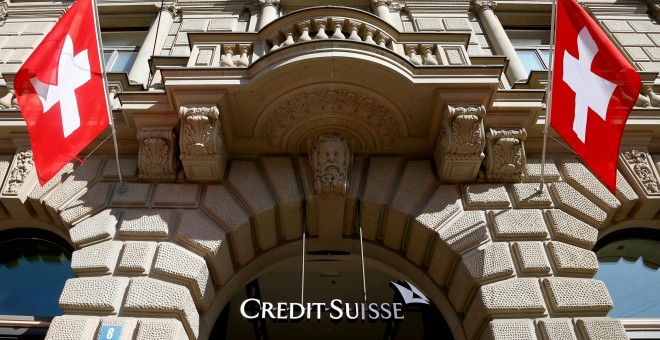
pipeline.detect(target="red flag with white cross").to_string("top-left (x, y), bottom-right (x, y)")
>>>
top-left (15, 0), bottom-right (109, 185)
top-left (550, 0), bottom-right (641, 193)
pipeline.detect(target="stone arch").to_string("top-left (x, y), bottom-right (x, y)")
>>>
top-left (36, 153), bottom-right (651, 340)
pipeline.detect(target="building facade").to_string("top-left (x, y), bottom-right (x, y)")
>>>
top-left (0, 0), bottom-right (659, 339)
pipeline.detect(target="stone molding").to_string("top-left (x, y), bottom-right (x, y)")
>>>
top-left (179, 106), bottom-right (226, 183)
top-left (137, 128), bottom-right (178, 182)
top-left (435, 105), bottom-right (486, 183)
top-left (485, 128), bottom-right (527, 182)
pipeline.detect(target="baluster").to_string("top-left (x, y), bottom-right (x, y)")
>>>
top-left (298, 20), bottom-right (312, 41)
top-left (347, 20), bottom-right (361, 42)
top-left (221, 45), bottom-right (235, 67)
top-left (237, 44), bottom-right (251, 67)
top-left (281, 27), bottom-right (295, 46)
top-left (331, 19), bottom-right (345, 39)
top-left (421, 44), bottom-right (438, 65)
top-left (314, 19), bottom-right (328, 40)
top-left (363, 26), bottom-right (377, 45)
top-left (406, 44), bottom-right (422, 65)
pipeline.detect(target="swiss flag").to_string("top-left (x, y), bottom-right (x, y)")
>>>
top-left (550, 0), bottom-right (641, 193)
top-left (15, 0), bottom-right (109, 185)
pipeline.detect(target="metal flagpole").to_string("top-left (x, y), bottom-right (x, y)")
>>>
top-left (301, 201), bottom-right (306, 304)
top-left (357, 201), bottom-right (367, 306)
top-left (539, 0), bottom-right (558, 192)
top-left (90, 0), bottom-right (125, 192)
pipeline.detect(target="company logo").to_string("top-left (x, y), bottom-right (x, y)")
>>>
top-left (239, 280), bottom-right (429, 321)
top-left (390, 281), bottom-right (430, 305)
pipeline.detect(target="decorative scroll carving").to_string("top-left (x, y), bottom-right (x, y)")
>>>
top-left (2, 149), bottom-right (33, 195)
top-left (259, 89), bottom-right (404, 152)
top-left (179, 106), bottom-right (226, 183)
top-left (259, 0), bottom-right (280, 7)
top-left (310, 133), bottom-right (352, 195)
top-left (472, 1), bottom-right (496, 13)
top-left (622, 149), bottom-right (660, 194)
top-left (435, 105), bottom-right (486, 183)
top-left (138, 128), bottom-right (177, 182)
top-left (485, 128), bottom-right (527, 182)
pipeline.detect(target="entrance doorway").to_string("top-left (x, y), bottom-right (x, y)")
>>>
top-left (210, 253), bottom-right (454, 339)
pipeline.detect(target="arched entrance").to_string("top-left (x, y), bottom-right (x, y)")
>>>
top-left (203, 240), bottom-right (462, 340)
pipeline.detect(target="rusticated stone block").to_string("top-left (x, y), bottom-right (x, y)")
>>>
top-left (29, 162), bottom-right (75, 220)
top-left (101, 157), bottom-right (139, 181)
top-left (45, 316), bottom-right (100, 340)
top-left (544, 209), bottom-right (598, 249)
top-left (464, 278), bottom-right (546, 339)
top-left (487, 209), bottom-right (548, 240)
top-left (297, 157), bottom-right (319, 236)
top-left (123, 277), bottom-right (199, 339)
top-left (525, 158), bottom-right (560, 182)
top-left (512, 241), bottom-right (551, 274)
top-left (575, 318), bottom-right (628, 340)
top-left (227, 160), bottom-right (277, 251)
top-left (361, 157), bottom-right (402, 240)
top-left (407, 185), bottom-right (462, 265)
top-left (110, 182), bottom-right (153, 207)
top-left (261, 157), bottom-right (303, 241)
top-left (384, 160), bottom-right (436, 251)
top-left (510, 183), bottom-right (553, 208)
top-left (43, 158), bottom-right (104, 215)
top-left (549, 182), bottom-right (607, 228)
top-left (152, 183), bottom-right (201, 208)
top-left (117, 241), bottom-right (158, 274)
top-left (478, 319), bottom-right (536, 340)
top-left (614, 170), bottom-right (639, 221)
top-left (202, 184), bottom-right (254, 265)
top-left (69, 209), bottom-right (120, 247)
top-left (175, 210), bottom-right (234, 285)
top-left (546, 241), bottom-right (598, 277)
top-left (59, 277), bottom-right (129, 314)
top-left (71, 240), bottom-right (123, 275)
top-left (152, 242), bottom-right (214, 310)
top-left (541, 278), bottom-right (612, 315)
top-left (537, 318), bottom-right (578, 340)
top-left (118, 209), bottom-right (175, 239)
top-left (449, 242), bottom-right (515, 312)
top-left (428, 240), bottom-right (457, 286)
top-left (559, 159), bottom-right (620, 219)
top-left (96, 317), bottom-right (137, 340)
top-left (134, 318), bottom-right (187, 340)
top-left (438, 211), bottom-right (490, 254)
top-left (59, 182), bottom-right (113, 225)
top-left (463, 184), bottom-right (511, 209)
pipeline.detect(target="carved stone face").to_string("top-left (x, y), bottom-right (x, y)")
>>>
top-left (312, 134), bottom-right (351, 194)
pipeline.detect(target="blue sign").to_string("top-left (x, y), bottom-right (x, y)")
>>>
top-left (99, 325), bottom-right (122, 340)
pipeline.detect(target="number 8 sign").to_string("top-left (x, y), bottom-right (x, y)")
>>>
top-left (99, 325), bottom-right (123, 340)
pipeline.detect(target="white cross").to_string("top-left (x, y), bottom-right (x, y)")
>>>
top-left (30, 34), bottom-right (91, 138)
top-left (563, 27), bottom-right (617, 143)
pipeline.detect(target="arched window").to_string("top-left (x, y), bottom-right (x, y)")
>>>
top-left (0, 229), bottom-right (75, 317)
top-left (594, 229), bottom-right (660, 318)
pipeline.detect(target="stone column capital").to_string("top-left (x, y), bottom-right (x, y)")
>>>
top-left (259, 0), bottom-right (280, 8)
top-left (372, 0), bottom-right (392, 6)
top-left (472, 1), bottom-right (497, 13)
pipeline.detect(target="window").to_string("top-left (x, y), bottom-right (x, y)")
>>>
top-left (0, 229), bottom-right (74, 318)
top-left (506, 29), bottom-right (551, 75)
top-left (101, 30), bottom-right (148, 73)
top-left (595, 231), bottom-right (660, 318)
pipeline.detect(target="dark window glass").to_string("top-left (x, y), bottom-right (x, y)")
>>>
top-left (0, 230), bottom-right (74, 317)
top-left (595, 237), bottom-right (660, 318)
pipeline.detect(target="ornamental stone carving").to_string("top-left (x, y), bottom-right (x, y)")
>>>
top-left (485, 128), bottom-right (527, 182)
top-left (259, 0), bottom-right (280, 7)
top-left (2, 149), bottom-right (34, 195)
top-left (435, 105), bottom-right (486, 183)
top-left (259, 89), bottom-right (404, 152)
top-left (310, 133), bottom-right (352, 195)
top-left (179, 106), bottom-right (226, 183)
top-left (138, 128), bottom-right (177, 182)
top-left (622, 149), bottom-right (660, 194)
top-left (472, 1), bottom-right (496, 13)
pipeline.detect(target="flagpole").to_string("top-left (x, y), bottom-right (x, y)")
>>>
top-left (539, 0), bottom-right (558, 192)
top-left (90, 0), bottom-right (125, 192)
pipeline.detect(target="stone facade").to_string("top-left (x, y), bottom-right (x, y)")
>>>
top-left (0, 0), bottom-right (658, 339)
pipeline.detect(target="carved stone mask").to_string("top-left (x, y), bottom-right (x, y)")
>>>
top-left (311, 133), bottom-right (351, 194)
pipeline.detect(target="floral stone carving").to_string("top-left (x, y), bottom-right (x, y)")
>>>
top-left (435, 105), bottom-right (486, 183)
top-left (259, 89), bottom-right (404, 152)
top-left (138, 128), bottom-right (177, 182)
top-left (622, 149), bottom-right (660, 194)
top-left (310, 133), bottom-right (352, 195)
top-left (179, 106), bottom-right (226, 183)
top-left (485, 128), bottom-right (527, 182)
